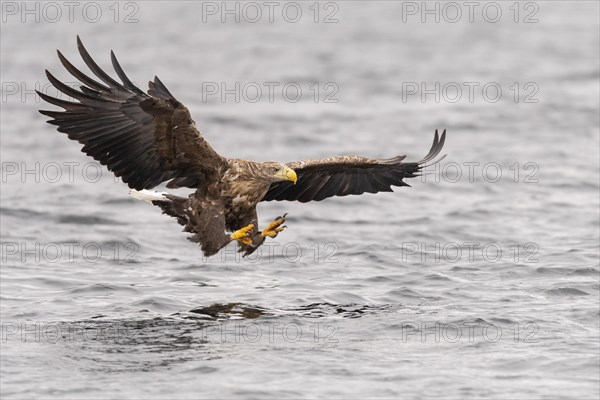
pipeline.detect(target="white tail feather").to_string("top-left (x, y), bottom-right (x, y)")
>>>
top-left (129, 189), bottom-right (169, 203)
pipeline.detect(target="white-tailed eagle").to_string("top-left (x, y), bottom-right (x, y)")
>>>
top-left (38, 37), bottom-right (447, 257)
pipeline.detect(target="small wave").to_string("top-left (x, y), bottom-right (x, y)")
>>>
top-left (102, 197), bottom-right (133, 205)
top-left (284, 302), bottom-right (393, 319)
top-left (57, 214), bottom-right (124, 225)
top-left (364, 275), bottom-right (396, 283)
top-left (449, 317), bottom-right (491, 325)
top-left (130, 296), bottom-right (184, 311)
top-left (570, 267), bottom-right (600, 276)
top-left (424, 273), bottom-right (453, 282)
top-left (0, 207), bottom-right (49, 219)
top-left (489, 317), bottom-right (517, 325)
top-left (546, 287), bottom-right (590, 296)
top-left (67, 283), bottom-right (139, 295)
top-left (451, 266), bottom-right (479, 271)
top-left (535, 267), bottom-right (570, 275)
top-left (385, 288), bottom-right (443, 302)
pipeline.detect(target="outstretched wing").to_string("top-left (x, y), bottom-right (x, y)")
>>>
top-left (262, 130), bottom-right (446, 203)
top-left (38, 36), bottom-right (227, 190)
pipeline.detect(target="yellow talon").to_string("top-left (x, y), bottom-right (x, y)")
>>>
top-left (230, 224), bottom-right (254, 246)
top-left (261, 214), bottom-right (287, 238)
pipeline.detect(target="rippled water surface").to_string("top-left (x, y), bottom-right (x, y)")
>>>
top-left (1, 2), bottom-right (599, 399)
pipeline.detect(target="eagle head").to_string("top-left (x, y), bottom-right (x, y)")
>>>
top-left (264, 162), bottom-right (297, 185)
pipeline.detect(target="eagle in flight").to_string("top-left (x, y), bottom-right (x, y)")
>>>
top-left (38, 37), bottom-right (447, 257)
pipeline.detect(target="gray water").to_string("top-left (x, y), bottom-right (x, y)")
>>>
top-left (1, 1), bottom-right (599, 399)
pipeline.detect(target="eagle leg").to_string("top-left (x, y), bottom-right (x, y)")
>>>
top-left (239, 234), bottom-right (266, 257)
top-left (261, 213), bottom-right (288, 238)
top-left (230, 224), bottom-right (255, 246)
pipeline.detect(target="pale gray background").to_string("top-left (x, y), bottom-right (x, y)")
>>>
top-left (1, 1), bottom-right (599, 399)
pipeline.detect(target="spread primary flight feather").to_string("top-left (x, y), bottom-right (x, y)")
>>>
top-left (38, 37), bottom-right (447, 257)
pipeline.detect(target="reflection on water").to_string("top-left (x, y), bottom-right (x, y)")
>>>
top-left (188, 303), bottom-right (266, 319)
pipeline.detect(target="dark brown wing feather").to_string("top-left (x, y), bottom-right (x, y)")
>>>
top-left (38, 36), bottom-right (227, 190)
top-left (262, 130), bottom-right (446, 203)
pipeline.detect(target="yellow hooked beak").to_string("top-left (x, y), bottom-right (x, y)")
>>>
top-left (274, 166), bottom-right (297, 185)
